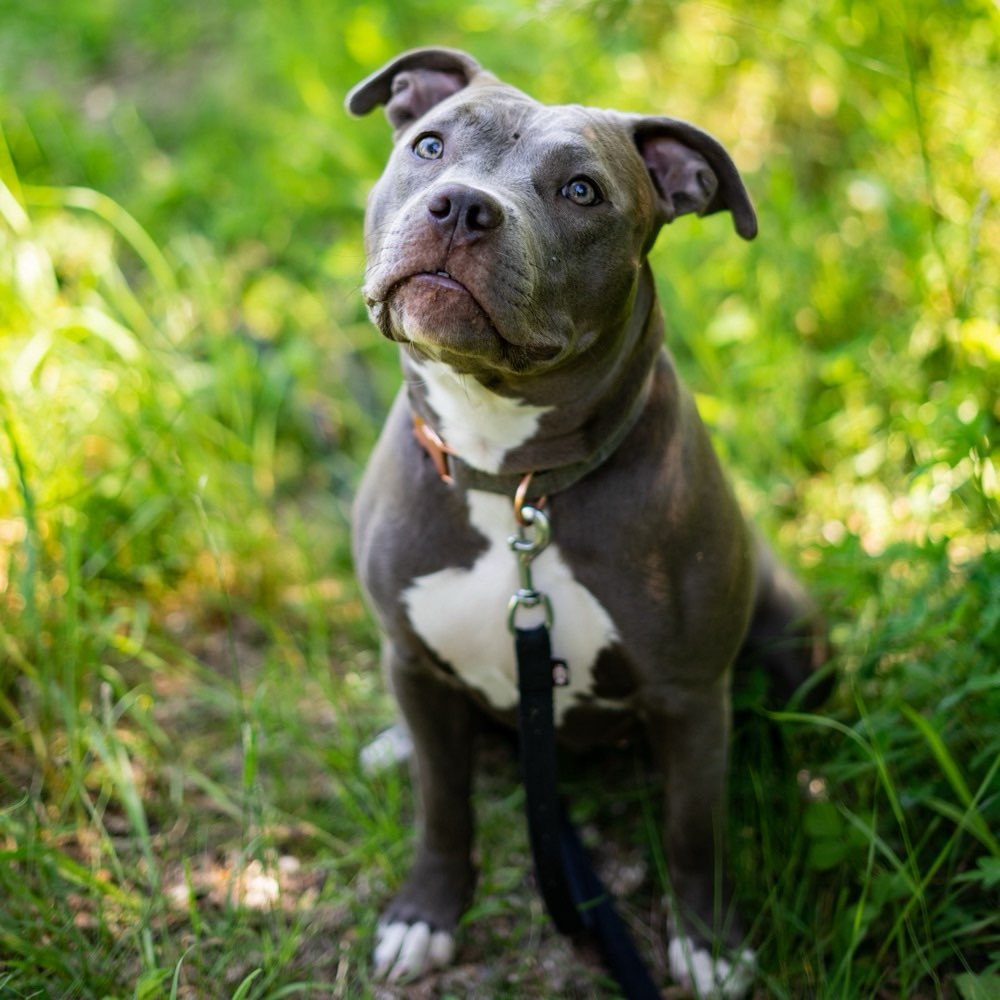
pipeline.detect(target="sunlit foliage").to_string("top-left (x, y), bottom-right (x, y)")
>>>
top-left (0, 1), bottom-right (996, 995)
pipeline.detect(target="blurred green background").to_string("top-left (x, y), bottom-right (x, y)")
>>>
top-left (1, 1), bottom-right (997, 997)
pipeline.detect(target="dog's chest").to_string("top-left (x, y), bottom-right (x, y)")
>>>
top-left (403, 491), bottom-right (621, 721)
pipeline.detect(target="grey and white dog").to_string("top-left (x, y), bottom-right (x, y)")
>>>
top-left (347, 48), bottom-right (829, 997)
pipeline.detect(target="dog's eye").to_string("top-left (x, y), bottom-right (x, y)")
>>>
top-left (413, 134), bottom-right (444, 160)
top-left (561, 177), bottom-right (602, 206)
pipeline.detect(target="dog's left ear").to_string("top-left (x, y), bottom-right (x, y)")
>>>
top-left (346, 47), bottom-right (487, 135)
top-left (632, 118), bottom-right (757, 240)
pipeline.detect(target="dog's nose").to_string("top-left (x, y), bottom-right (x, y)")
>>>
top-left (426, 184), bottom-right (503, 241)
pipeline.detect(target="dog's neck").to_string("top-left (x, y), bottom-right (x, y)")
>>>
top-left (403, 265), bottom-right (663, 486)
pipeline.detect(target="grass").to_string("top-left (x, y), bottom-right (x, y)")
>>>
top-left (1, 0), bottom-right (998, 997)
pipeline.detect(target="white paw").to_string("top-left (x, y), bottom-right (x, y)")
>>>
top-left (668, 936), bottom-right (756, 999)
top-left (372, 920), bottom-right (456, 982)
top-left (360, 724), bottom-right (413, 775)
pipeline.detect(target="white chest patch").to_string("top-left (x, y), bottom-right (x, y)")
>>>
top-left (404, 491), bottom-right (621, 721)
top-left (411, 359), bottom-right (553, 473)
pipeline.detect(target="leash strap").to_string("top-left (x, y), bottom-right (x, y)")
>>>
top-left (515, 623), bottom-right (584, 935)
top-left (508, 500), bottom-right (661, 998)
top-left (514, 623), bottom-right (662, 999)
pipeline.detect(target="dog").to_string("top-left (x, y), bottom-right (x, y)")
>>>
top-left (347, 47), bottom-right (829, 997)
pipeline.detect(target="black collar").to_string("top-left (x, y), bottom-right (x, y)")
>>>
top-left (411, 369), bottom-right (651, 501)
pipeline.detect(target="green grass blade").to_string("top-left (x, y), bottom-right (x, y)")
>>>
top-left (22, 184), bottom-right (177, 293)
top-left (901, 704), bottom-right (1000, 856)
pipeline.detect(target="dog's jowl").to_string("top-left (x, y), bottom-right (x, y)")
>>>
top-left (347, 47), bottom-right (829, 997)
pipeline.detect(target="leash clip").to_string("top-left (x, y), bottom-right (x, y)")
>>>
top-left (507, 502), bottom-right (554, 633)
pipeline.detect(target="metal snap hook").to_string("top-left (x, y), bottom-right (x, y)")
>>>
top-left (507, 504), bottom-right (553, 633)
top-left (509, 504), bottom-right (550, 560)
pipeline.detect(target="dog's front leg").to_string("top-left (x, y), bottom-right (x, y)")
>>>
top-left (373, 644), bottom-right (477, 982)
top-left (646, 678), bottom-right (757, 999)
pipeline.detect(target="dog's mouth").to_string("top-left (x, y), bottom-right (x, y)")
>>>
top-left (400, 269), bottom-right (487, 311)
top-left (377, 268), bottom-right (485, 314)
top-left (371, 267), bottom-right (504, 359)
top-left (417, 269), bottom-right (468, 292)
top-left (366, 265), bottom-right (561, 375)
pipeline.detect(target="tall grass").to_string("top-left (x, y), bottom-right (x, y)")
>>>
top-left (0, 164), bottom-right (392, 995)
top-left (1, 0), bottom-right (998, 996)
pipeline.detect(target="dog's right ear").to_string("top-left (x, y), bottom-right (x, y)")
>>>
top-left (346, 48), bottom-right (485, 134)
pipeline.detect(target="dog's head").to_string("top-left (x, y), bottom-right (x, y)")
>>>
top-left (347, 48), bottom-right (756, 379)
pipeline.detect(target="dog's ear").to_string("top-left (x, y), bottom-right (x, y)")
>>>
top-left (346, 47), bottom-right (484, 134)
top-left (632, 118), bottom-right (757, 240)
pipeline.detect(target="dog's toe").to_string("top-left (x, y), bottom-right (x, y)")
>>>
top-left (668, 937), bottom-right (756, 999)
top-left (373, 920), bottom-right (456, 982)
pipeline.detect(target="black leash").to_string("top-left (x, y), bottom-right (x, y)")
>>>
top-left (508, 507), bottom-right (661, 1000)
top-left (514, 623), bottom-right (583, 934)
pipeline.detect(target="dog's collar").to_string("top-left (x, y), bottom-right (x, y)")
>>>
top-left (411, 372), bottom-right (651, 501)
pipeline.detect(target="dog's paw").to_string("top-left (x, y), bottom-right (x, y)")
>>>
top-left (372, 920), bottom-right (456, 982)
top-left (360, 724), bottom-right (413, 775)
top-left (668, 936), bottom-right (756, 999)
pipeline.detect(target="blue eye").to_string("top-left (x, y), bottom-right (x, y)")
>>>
top-left (561, 177), bottom-right (602, 206)
top-left (413, 134), bottom-right (444, 160)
